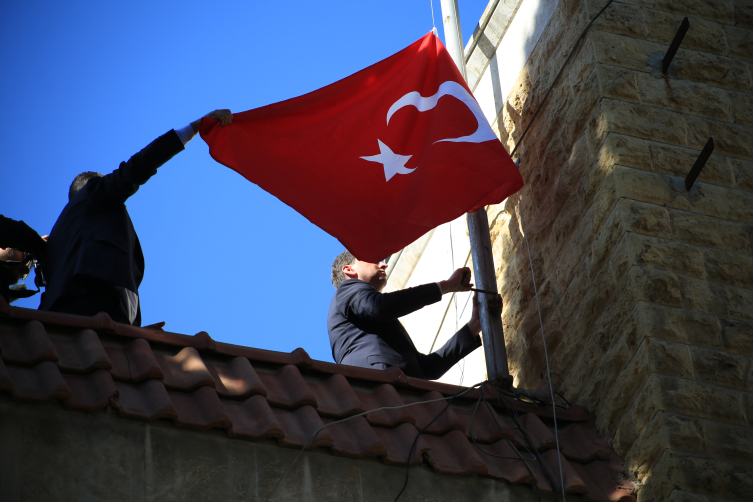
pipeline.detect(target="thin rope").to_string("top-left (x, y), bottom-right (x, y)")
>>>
top-left (449, 221), bottom-right (464, 385)
top-left (510, 0), bottom-right (615, 157)
top-left (430, 0), bottom-right (437, 32)
top-left (263, 388), bottom-right (477, 502)
top-left (518, 196), bottom-right (565, 502)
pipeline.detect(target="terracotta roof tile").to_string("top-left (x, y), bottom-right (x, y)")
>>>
top-left (515, 412), bottom-right (557, 451)
top-left (113, 379), bottom-right (177, 421)
top-left (0, 320), bottom-right (58, 366)
top-left (6, 360), bottom-right (71, 402)
top-left (50, 329), bottom-right (111, 373)
top-left (0, 307), bottom-right (636, 501)
top-left (124, 339), bottom-right (164, 381)
top-left (169, 386), bottom-right (231, 430)
top-left (104, 346), bottom-right (130, 381)
top-left (308, 373), bottom-right (364, 417)
top-left (207, 356), bottom-right (265, 399)
top-left (155, 346), bottom-right (214, 390)
top-left (258, 365), bottom-right (317, 409)
top-left (541, 450), bottom-right (588, 494)
top-left (411, 390), bottom-right (465, 435)
top-left (62, 369), bottom-right (117, 412)
top-left (422, 430), bottom-right (488, 476)
top-left (559, 424), bottom-right (600, 462)
top-left (475, 439), bottom-right (536, 484)
top-left (372, 422), bottom-right (431, 467)
top-left (273, 405), bottom-right (333, 450)
top-left (324, 416), bottom-right (388, 458)
top-left (570, 461), bottom-right (637, 502)
top-left (192, 331), bottom-right (215, 351)
top-left (456, 401), bottom-right (513, 444)
top-left (223, 395), bottom-right (284, 440)
top-left (357, 383), bottom-right (414, 427)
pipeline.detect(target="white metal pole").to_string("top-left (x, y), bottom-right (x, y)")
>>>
top-left (439, 0), bottom-right (511, 387)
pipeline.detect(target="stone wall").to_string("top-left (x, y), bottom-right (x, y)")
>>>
top-left (487, 0), bottom-right (753, 500)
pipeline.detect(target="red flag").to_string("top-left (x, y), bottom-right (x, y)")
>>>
top-left (201, 32), bottom-right (523, 263)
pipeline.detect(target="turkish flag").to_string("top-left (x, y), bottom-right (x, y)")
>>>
top-left (201, 32), bottom-right (523, 263)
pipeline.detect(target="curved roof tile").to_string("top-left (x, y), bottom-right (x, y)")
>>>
top-left (0, 301), bottom-right (636, 501)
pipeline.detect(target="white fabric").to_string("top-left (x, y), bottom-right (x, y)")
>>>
top-left (175, 124), bottom-right (197, 146)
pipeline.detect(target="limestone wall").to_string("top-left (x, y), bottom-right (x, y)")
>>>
top-left (488, 0), bottom-right (753, 500)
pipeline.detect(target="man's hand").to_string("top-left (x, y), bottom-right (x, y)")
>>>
top-left (468, 291), bottom-right (503, 338)
top-left (439, 267), bottom-right (473, 294)
top-left (190, 109), bottom-right (233, 133)
top-left (205, 109), bottom-right (233, 126)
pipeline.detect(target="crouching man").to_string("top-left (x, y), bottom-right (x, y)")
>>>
top-left (328, 250), bottom-right (485, 380)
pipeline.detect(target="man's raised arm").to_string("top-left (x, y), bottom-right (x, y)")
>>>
top-left (91, 109), bottom-right (233, 205)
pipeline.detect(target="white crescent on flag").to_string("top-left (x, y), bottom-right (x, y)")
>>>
top-left (362, 81), bottom-right (498, 182)
top-left (386, 81), bottom-right (497, 144)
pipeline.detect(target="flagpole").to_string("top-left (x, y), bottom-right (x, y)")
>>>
top-left (439, 0), bottom-right (512, 389)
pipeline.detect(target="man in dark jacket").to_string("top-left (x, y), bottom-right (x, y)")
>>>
top-left (0, 215), bottom-right (47, 304)
top-left (39, 110), bottom-right (232, 325)
top-left (327, 250), bottom-right (484, 380)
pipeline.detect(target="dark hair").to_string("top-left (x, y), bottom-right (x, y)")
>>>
top-left (69, 171), bottom-right (103, 201)
top-left (331, 250), bottom-right (356, 289)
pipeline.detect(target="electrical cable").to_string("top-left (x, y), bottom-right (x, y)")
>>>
top-left (518, 195), bottom-right (565, 501)
top-left (495, 389), bottom-right (560, 499)
top-left (393, 383), bottom-right (481, 501)
top-left (264, 1), bottom-right (619, 499)
top-left (491, 1), bottom-right (617, 499)
top-left (262, 385), bottom-right (478, 502)
top-left (510, 0), bottom-right (615, 157)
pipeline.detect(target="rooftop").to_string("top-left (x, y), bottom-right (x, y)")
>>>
top-left (0, 296), bottom-right (636, 501)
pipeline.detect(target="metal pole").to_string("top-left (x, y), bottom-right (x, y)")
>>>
top-left (440, 0), bottom-right (512, 388)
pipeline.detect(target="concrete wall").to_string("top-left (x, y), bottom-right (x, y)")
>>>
top-left (0, 398), bottom-right (557, 502)
top-left (484, 0), bottom-right (753, 500)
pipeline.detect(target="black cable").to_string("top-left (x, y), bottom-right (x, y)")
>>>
top-left (475, 383), bottom-right (543, 502)
top-left (393, 383), bottom-right (481, 501)
top-left (262, 390), bottom-right (476, 502)
top-left (555, 391), bottom-right (571, 408)
top-left (470, 393), bottom-right (536, 462)
top-left (510, 0), bottom-right (616, 157)
top-left (495, 389), bottom-right (561, 500)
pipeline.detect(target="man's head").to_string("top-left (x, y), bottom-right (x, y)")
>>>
top-left (331, 250), bottom-right (388, 291)
top-left (0, 247), bottom-right (24, 262)
top-left (68, 171), bottom-right (104, 201)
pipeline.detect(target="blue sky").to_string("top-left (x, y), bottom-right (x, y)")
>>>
top-left (1, 0), bottom-right (488, 362)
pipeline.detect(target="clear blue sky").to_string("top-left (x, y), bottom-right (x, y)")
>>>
top-left (1, 0), bottom-right (487, 362)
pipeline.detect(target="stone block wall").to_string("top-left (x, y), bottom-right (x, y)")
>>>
top-left (486, 0), bottom-right (753, 500)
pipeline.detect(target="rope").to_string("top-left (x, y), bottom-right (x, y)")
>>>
top-left (430, 0), bottom-right (437, 34)
top-left (510, 0), bottom-right (616, 157)
top-left (518, 197), bottom-right (565, 501)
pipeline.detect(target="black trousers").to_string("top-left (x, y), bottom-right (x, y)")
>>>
top-left (47, 277), bottom-right (135, 325)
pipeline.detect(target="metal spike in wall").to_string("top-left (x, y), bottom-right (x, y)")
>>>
top-left (685, 138), bottom-right (714, 190)
top-left (663, 17), bottom-right (690, 73)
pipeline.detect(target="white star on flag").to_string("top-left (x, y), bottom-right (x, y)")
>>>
top-left (360, 139), bottom-right (415, 182)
